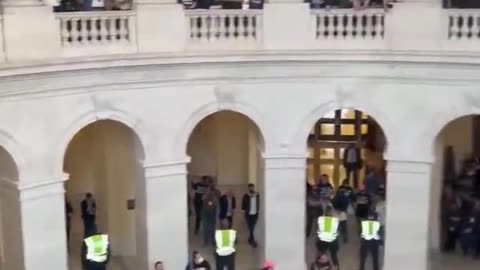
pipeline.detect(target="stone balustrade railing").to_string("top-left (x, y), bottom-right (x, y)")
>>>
top-left (55, 11), bottom-right (137, 57)
top-left (185, 9), bottom-right (263, 50)
top-left (0, 6), bottom-right (479, 63)
top-left (445, 9), bottom-right (480, 51)
top-left (312, 9), bottom-right (385, 49)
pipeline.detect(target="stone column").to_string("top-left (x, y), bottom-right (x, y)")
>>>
top-left (262, 0), bottom-right (314, 50)
top-left (2, 0), bottom-right (61, 61)
top-left (136, 0), bottom-right (186, 53)
top-left (18, 179), bottom-right (68, 270)
top-left (383, 160), bottom-right (432, 270)
top-left (144, 161), bottom-right (188, 270)
top-left (263, 154), bottom-right (306, 270)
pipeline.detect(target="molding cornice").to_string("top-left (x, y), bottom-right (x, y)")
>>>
top-left (1, 59), bottom-right (480, 99)
top-left (144, 159), bottom-right (190, 179)
top-left (386, 160), bottom-right (432, 174)
top-left (4, 50), bottom-right (480, 77)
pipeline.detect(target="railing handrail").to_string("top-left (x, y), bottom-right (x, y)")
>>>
top-left (311, 8), bottom-right (386, 15)
top-left (55, 10), bottom-right (136, 19)
top-left (185, 9), bottom-right (262, 16)
top-left (445, 8), bottom-right (480, 15)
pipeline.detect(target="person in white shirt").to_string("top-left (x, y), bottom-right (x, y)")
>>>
top-left (242, 183), bottom-right (260, 247)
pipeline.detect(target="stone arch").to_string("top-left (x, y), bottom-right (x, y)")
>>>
top-left (0, 129), bottom-right (23, 182)
top-left (291, 101), bottom-right (394, 153)
top-left (53, 109), bottom-right (149, 178)
top-left (174, 101), bottom-right (271, 159)
top-left (427, 108), bottom-right (480, 155)
top-left (426, 111), bottom-right (480, 253)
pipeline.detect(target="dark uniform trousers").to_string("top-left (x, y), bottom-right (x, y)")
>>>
top-left (316, 239), bottom-right (339, 267)
top-left (215, 252), bottom-right (235, 270)
top-left (85, 261), bottom-right (107, 270)
top-left (359, 239), bottom-right (380, 270)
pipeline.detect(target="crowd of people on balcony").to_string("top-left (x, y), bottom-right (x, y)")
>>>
top-left (444, 0), bottom-right (480, 8)
top-left (54, 0), bottom-right (131, 12)
top-left (308, 0), bottom-right (393, 10)
top-left (52, 0), bottom-right (480, 12)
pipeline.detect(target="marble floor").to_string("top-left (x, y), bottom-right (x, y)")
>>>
top-left (66, 216), bottom-right (480, 270)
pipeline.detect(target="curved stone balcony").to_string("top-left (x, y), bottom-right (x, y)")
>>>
top-left (0, 0), bottom-right (480, 65)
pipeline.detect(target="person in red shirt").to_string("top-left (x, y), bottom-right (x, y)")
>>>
top-left (260, 260), bottom-right (274, 270)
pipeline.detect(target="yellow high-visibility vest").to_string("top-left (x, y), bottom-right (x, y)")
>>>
top-left (361, 220), bottom-right (380, 240)
top-left (215, 229), bottom-right (236, 256)
top-left (84, 234), bottom-right (109, 263)
top-left (317, 216), bottom-right (339, 242)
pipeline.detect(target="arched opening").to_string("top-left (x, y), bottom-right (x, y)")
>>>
top-left (0, 146), bottom-right (23, 270)
top-left (430, 114), bottom-right (480, 270)
top-left (63, 120), bottom-right (146, 270)
top-left (186, 110), bottom-right (265, 269)
top-left (305, 108), bottom-right (387, 269)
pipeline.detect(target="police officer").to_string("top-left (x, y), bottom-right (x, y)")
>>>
top-left (316, 206), bottom-right (339, 270)
top-left (359, 211), bottom-right (381, 270)
top-left (445, 202), bottom-right (462, 252)
top-left (215, 220), bottom-right (237, 270)
top-left (82, 227), bottom-right (110, 270)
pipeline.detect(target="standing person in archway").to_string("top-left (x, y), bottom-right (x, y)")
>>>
top-left (192, 176), bottom-right (209, 235)
top-left (355, 187), bottom-right (372, 235)
top-left (307, 178), bottom-right (325, 238)
top-left (202, 184), bottom-right (219, 246)
top-left (333, 179), bottom-right (354, 243)
top-left (219, 189), bottom-right (236, 229)
top-left (81, 193), bottom-right (97, 237)
top-left (242, 183), bottom-right (260, 248)
top-left (65, 196), bottom-right (73, 250)
top-left (343, 143), bottom-right (362, 189)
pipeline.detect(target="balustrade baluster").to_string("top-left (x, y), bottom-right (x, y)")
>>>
top-left (61, 18), bottom-right (71, 46)
top-left (70, 18), bottom-right (80, 46)
top-left (90, 17), bottom-right (99, 45)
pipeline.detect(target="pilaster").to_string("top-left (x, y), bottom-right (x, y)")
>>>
top-left (384, 160), bottom-right (432, 270)
top-left (136, 0), bottom-right (186, 53)
top-left (385, 1), bottom-right (443, 51)
top-left (263, 153), bottom-right (306, 270)
top-left (144, 160), bottom-right (189, 270)
top-left (13, 179), bottom-right (68, 270)
top-left (2, 1), bottom-right (61, 61)
top-left (262, 0), bottom-right (314, 50)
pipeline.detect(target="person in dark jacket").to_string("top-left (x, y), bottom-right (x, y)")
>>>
top-left (65, 197), bottom-right (73, 248)
top-left (219, 189), bottom-right (236, 229)
top-left (343, 143), bottom-right (362, 188)
top-left (186, 250), bottom-right (211, 270)
top-left (355, 187), bottom-right (371, 234)
top-left (445, 202), bottom-right (462, 251)
top-left (192, 176), bottom-right (209, 235)
top-left (460, 208), bottom-right (478, 256)
top-left (81, 193), bottom-right (97, 237)
top-left (333, 179), bottom-right (354, 243)
top-left (306, 180), bottom-right (324, 237)
top-left (242, 183), bottom-right (260, 247)
top-left (309, 253), bottom-right (331, 270)
top-left (202, 185), bottom-right (218, 246)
